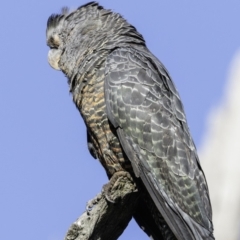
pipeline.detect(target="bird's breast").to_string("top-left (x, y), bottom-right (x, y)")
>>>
top-left (73, 72), bottom-right (132, 177)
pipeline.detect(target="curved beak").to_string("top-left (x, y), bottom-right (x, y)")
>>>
top-left (48, 49), bottom-right (62, 70)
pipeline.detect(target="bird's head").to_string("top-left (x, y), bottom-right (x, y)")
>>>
top-left (46, 2), bottom-right (145, 78)
top-left (46, 7), bottom-right (69, 71)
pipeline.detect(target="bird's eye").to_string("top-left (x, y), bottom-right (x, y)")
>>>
top-left (47, 35), bottom-right (60, 50)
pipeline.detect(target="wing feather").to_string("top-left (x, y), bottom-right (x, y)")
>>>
top-left (104, 47), bottom-right (214, 239)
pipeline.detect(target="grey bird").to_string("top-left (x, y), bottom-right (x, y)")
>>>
top-left (46, 2), bottom-right (214, 239)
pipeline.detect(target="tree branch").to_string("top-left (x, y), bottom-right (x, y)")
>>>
top-left (64, 175), bottom-right (139, 240)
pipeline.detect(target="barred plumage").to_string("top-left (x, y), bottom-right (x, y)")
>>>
top-left (46, 2), bottom-right (214, 239)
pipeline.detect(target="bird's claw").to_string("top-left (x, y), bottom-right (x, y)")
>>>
top-left (86, 193), bottom-right (101, 212)
top-left (102, 183), bottom-right (116, 203)
top-left (102, 171), bottom-right (136, 203)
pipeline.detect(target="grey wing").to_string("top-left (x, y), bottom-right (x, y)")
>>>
top-left (104, 48), bottom-right (214, 240)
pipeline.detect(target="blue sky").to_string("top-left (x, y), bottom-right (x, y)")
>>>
top-left (0, 1), bottom-right (239, 239)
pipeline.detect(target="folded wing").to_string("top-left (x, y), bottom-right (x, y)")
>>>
top-left (104, 47), bottom-right (214, 240)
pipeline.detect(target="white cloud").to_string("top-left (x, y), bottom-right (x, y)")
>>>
top-left (200, 50), bottom-right (240, 240)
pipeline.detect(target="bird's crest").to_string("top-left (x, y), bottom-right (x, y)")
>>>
top-left (47, 7), bottom-right (69, 31)
top-left (46, 2), bottom-right (104, 34)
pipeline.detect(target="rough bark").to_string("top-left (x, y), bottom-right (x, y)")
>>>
top-left (64, 175), bottom-right (139, 240)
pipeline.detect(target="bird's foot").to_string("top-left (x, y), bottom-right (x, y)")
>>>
top-left (102, 171), bottom-right (137, 203)
top-left (86, 193), bottom-right (102, 212)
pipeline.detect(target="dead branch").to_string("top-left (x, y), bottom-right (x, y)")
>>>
top-left (64, 175), bottom-right (139, 240)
